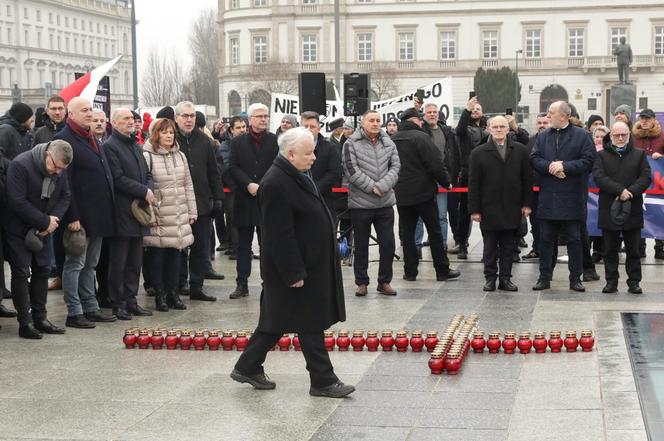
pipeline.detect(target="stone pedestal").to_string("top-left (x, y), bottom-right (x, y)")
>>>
top-left (610, 83), bottom-right (636, 123)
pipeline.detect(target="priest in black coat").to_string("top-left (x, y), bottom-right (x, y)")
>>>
top-left (469, 116), bottom-right (533, 292)
top-left (231, 127), bottom-right (354, 398)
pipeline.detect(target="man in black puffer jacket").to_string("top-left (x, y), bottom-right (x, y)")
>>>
top-left (392, 108), bottom-right (461, 283)
top-left (0, 102), bottom-right (34, 160)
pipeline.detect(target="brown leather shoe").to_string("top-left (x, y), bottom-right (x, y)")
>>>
top-left (355, 284), bottom-right (368, 297)
top-left (48, 277), bottom-right (62, 291)
top-left (376, 283), bottom-right (397, 296)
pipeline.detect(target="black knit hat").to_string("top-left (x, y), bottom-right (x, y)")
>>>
top-left (156, 106), bottom-right (175, 121)
top-left (9, 102), bottom-right (34, 124)
top-left (586, 114), bottom-right (604, 128)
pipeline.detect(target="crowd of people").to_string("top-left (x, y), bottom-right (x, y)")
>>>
top-left (0, 92), bottom-right (662, 341)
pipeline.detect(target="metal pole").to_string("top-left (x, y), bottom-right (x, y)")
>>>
top-left (334, 0), bottom-right (340, 93)
top-left (130, 0), bottom-right (139, 109)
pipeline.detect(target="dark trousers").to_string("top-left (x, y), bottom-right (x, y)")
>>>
top-left (107, 237), bottom-right (143, 309)
top-left (235, 330), bottom-right (338, 388)
top-left (457, 193), bottom-right (471, 246)
top-left (236, 226), bottom-right (261, 286)
top-left (142, 247), bottom-right (153, 290)
top-left (52, 227), bottom-right (65, 277)
top-left (179, 249), bottom-right (189, 289)
top-left (397, 199), bottom-right (450, 278)
top-left (529, 192), bottom-right (540, 253)
top-left (96, 238), bottom-right (110, 303)
top-left (223, 192), bottom-right (238, 252)
top-left (350, 207), bottom-right (395, 286)
top-left (447, 192), bottom-right (461, 245)
top-left (189, 215), bottom-right (212, 292)
top-left (214, 213), bottom-right (227, 248)
top-left (10, 261), bottom-right (50, 326)
top-left (144, 247), bottom-right (181, 291)
top-left (603, 229), bottom-right (642, 286)
top-left (538, 219), bottom-right (582, 282)
top-left (482, 229), bottom-right (517, 281)
top-left (0, 227), bottom-right (6, 297)
top-left (580, 218), bottom-right (596, 272)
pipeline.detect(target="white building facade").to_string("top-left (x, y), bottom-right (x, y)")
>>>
top-left (218, 0), bottom-right (664, 128)
top-left (0, 0), bottom-right (134, 112)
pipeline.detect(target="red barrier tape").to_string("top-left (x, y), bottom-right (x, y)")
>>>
top-left (225, 187), bottom-right (664, 195)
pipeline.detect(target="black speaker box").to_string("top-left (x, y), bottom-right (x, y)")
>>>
top-left (344, 73), bottom-right (370, 116)
top-left (298, 72), bottom-right (327, 115)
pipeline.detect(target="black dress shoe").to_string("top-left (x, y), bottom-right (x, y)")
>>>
top-left (582, 270), bottom-right (600, 282)
top-left (437, 270), bottom-right (460, 281)
top-left (569, 280), bottom-right (585, 292)
top-left (532, 279), bottom-right (550, 290)
top-left (204, 270), bottom-right (225, 280)
top-left (402, 274), bottom-right (417, 282)
top-left (34, 319), bottom-right (66, 334)
top-left (457, 247), bottom-right (468, 260)
top-left (628, 284), bottom-right (643, 294)
top-left (523, 250), bottom-right (539, 259)
top-left (309, 381), bottom-right (355, 398)
top-left (190, 290), bottom-right (217, 302)
top-left (84, 310), bottom-right (117, 322)
top-left (65, 315), bottom-right (96, 329)
top-left (498, 280), bottom-right (519, 291)
top-left (483, 279), bottom-right (496, 291)
top-left (0, 304), bottom-right (17, 318)
top-left (2, 288), bottom-right (11, 299)
top-left (112, 307), bottom-right (132, 320)
top-left (230, 369), bottom-right (276, 390)
top-left (229, 285), bottom-right (249, 299)
top-left (602, 284), bottom-right (618, 294)
top-left (180, 286), bottom-right (190, 296)
top-left (127, 303), bottom-right (153, 316)
top-left (19, 324), bottom-right (43, 339)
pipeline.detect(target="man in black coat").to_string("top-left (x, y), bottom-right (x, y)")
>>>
top-left (175, 101), bottom-right (225, 301)
top-left (593, 122), bottom-right (651, 294)
top-left (469, 116), bottom-right (533, 292)
top-left (0, 102), bottom-right (34, 160)
top-left (33, 96), bottom-right (66, 146)
top-left (2, 140), bottom-right (72, 338)
top-left (54, 97), bottom-right (117, 328)
top-left (104, 108), bottom-right (154, 320)
top-left (530, 101), bottom-right (595, 292)
top-left (392, 108), bottom-right (460, 282)
top-left (300, 111), bottom-right (341, 223)
top-left (228, 103), bottom-right (279, 299)
top-left (231, 127), bottom-right (354, 398)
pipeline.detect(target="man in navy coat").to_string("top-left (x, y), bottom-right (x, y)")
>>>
top-left (530, 101), bottom-right (595, 292)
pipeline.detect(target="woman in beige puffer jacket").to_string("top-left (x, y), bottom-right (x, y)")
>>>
top-left (142, 118), bottom-right (197, 312)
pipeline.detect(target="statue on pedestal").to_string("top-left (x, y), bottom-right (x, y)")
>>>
top-left (613, 37), bottom-right (633, 84)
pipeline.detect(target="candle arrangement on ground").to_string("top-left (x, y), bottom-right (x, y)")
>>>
top-left (465, 329), bottom-right (595, 356)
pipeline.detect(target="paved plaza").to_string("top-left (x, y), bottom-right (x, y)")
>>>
top-left (0, 229), bottom-right (660, 441)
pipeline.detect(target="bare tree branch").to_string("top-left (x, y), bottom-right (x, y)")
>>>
top-left (366, 62), bottom-right (400, 101)
top-left (187, 8), bottom-right (219, 107)
top-left (251, 63), bottom-right (298, 96)
top-left (140, 45), bottom-right (189, 106)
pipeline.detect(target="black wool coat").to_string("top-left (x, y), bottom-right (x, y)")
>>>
top-left (468, 138), bottom-right (533, 231)
top-left (256, 155), bottom-right (345, 333)
top-left (228, 130), bottom-right (279, 227)
top-left (592, 143), bottom-right (651, 231)
top-left (104, 130), bottom-right (153, 238)
top-left (2, 149), bottom-right (70, 267)
top-left (392, 121), bottom-right (450, 206)
top-left (310, 133), bottom-right (342, 212)
top-left (54, 124), bottom-right (115, 238)
top-left (176, 128), bottom-right (224, 216)
top-left (0, 114), bottom-right (33, 160)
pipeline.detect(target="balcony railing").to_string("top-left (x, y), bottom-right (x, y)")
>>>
top-left (481, 59), bottom-right (498, 67)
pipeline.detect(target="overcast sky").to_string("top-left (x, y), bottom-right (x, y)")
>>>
top-left (134, 0), bottom-right (217, 78)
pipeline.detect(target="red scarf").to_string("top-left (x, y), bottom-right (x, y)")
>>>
top-left (67, 117), bottom-right (99, 154)
top-left (249, 127), bottom-right (265, 149)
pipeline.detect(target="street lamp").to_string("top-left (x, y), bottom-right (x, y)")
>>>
top-left (515, 49), bottom-right (523, 117)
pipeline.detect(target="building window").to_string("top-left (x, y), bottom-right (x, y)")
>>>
top-left (36, 10), bottom-right (40, 21)
top-left (231, 0), bottom-right (239, 8)
top-left (525, 29), bottom-right (541, 58)
top-left (303, 0), bottom-right (317, 3)
top-left (57, 35), bottom-right (61, 50)
top-left (6, 5), bottom-right (11, 16)
top-left (66, 37), bottom-right (70, 52)
top-left (97, 41), bottom-right (101, 54)
top-left (97, 23), bottom-right (100, 33)
top-left (65, 16), bottom-right (69, 27)
top-left (302, 34), bottom-right (318, 63)
top-left (57, 15), bottom-right (60, 25)
top-left (90, 40), bottom-right (93, 54)
top-left (105, 43), bottom-right (108, 56)
top-left (73, 18), bottom-right (77, 29)
top-left (37, 31), bottom-right (41, 48)
top-left (49, 34), bottom-right (53, 49)
top-left (82, 20), bottom-right (85, 31)
top-left (111, 26), bottom-right (115, 36)
top-left (639, 97), bottom-right (648, 109)
top-left (610, 27), bottom-right (627, 53)
top-left (75, 38), bottom-right (78, 52)
top-left (482, 30), bottom-right (498, 59)
top-left (357, 32), bottom-right (373, 61)
top-left (49, 12), bottom-right (52, 24)
top-left (398, 32), bottom-right (415, 61)
top-left (24, 30), bottom-right (28, 46)
top-left (112, 43), bottom-right (115, 54)
top-left (23, 7), bottom-right (28, 19)
top-left (254, 0), bottom-right (267, 6)
top-left (82, 39), bottom-right (86, 54)
top-left (6, 28), bottom-right (11, 45)
top-left (253, 35), bottom-right (268, 63)
top-left (104, 24), bottom-right (108, 34)
top-left (440, 31), bottom-right (456, 59)
top-left (656, 26), bottom-right (664, 55)
top-left (230, 37), bottom-right (239, 65)
top-left (568, 28), bottom-right (584, 57)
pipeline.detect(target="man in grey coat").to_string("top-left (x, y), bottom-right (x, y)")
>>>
top-left (342, 110), bottom-right (401, 297)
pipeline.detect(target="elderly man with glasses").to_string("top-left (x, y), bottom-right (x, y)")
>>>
top-left (593, 122), bottom-right (651, 294)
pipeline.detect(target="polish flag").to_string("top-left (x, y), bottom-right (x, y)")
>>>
top-left (59, 55), bottom-right (122, 104)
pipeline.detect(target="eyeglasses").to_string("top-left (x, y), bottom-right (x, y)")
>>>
top-left (178, 113), bottom-right (196, 119)
top-left (47, 152), bottom-right (67, 173)
top-left (611, 133), bottom-right (629, 138)
top-left (490, 125), bottom-right (508, 130)
top-left (251, 114), bottom-right (269, 119)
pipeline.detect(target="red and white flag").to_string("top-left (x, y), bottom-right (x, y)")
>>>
top-left (59, 55), bottom-right (122, 104)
